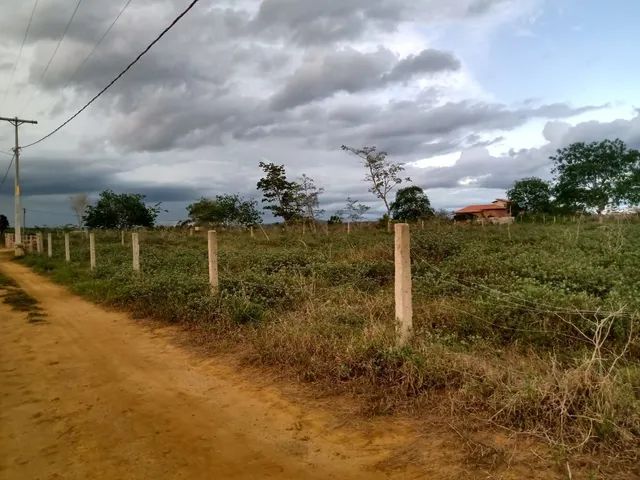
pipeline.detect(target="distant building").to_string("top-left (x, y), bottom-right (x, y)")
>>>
top-left (454, 199), bottom-right (512, 221)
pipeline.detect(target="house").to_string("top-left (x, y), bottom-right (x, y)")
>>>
top-left (454, 199), bottom-right (512, 222)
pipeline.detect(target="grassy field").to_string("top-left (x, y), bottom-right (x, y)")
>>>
top-left (15, 219), bottom-right (640, 464)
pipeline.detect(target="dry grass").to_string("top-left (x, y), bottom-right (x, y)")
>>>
top-left (15, 220), bottom-right (640, 473)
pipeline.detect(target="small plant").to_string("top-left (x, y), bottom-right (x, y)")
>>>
top-left (15, 220), bottom-right (640, 467)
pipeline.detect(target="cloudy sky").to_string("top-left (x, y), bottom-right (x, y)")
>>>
top-left (0, 0), bottom-right (639, 226)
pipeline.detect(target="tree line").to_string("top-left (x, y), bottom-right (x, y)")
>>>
top-left (2, 138), bottom-right (636, 232)
top-left (507, 139), bottom-right (639, 215)
top-left (183, 145), bottom-right (434, 228)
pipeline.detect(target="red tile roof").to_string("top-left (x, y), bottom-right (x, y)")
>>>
top-left (455, 204), bottom-right (507, 214)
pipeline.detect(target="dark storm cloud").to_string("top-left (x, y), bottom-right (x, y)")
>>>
top-left (251, 0), bottom-right (403, 45)
top-left (383, 49), bottom-right (460, 83)
top-left (270, 48), bottom-right (397, 110)
top-left (2, 0), bottom-right (627, 218)
top-left (270, 48), bottom-right (460, 110)
top-left (15, 155), bottom-right (200, 201)
top-left (1, 0), bottom-right (551, 157)
top-left (251, 0), bottom-right (519, 45)
top-left (232, 96), bottom-right (603, 158)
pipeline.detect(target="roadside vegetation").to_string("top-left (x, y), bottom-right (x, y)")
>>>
top-left (17, 219), bottom-right (640, 472)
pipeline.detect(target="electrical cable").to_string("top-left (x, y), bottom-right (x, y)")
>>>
top-left (22, 0), bottom-right (200, 149)
top-left (61, 0), bottom-right (134, 90)
top-left (1, 0), bottom-right (40, 105)
top-left (20, 0), bottom-right (84, 115)
top-left (0, 154), bottom-right (15, 187)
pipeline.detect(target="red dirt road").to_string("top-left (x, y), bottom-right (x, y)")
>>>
top-left (0, 252), bottom-right (573, 479)
top-left (0, 254), bottom-right (440, 479)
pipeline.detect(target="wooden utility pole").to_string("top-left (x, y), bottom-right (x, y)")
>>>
top-left (208, 230), bottom-right (218, 294)
top-left (64, 233), bottom-right (70, 262)
top-left (394, 223), bottom-right (412, 346)
top-left (89, 232), bottom-right (96, 270)
top-left (132, 232), bottom-right (140, 272)
top-left (0, 116), bottom-right (38, 257)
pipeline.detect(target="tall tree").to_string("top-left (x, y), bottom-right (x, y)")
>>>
top-left (341, 145), bottom-right (410, 223)
top-left (390, 186), bottom-right (433, 221)
top-left (187, 195), bottom-right (261, 227)
top-left (552, 139), bottom-right (640, 214)
top-left (83, 190), bottom-right (160, 229)
top-left (297, 174), bottom-right (324, 224)
top-left (256, 162), bottom-right (302, 222)
top-left (69, 193), bottom-right (90, 227)
top-left (0, 214), bottom-right (8, 237)
top-left (338, 197), bottom-right (370, 222)
top-left (507, 177), bottom-right (552, 215)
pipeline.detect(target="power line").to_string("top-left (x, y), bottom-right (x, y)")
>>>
top-left (23, 0), bottom-right (200, 149)
top-left (20, 0), bottom-right (84, 115)
top-left (62, 0), bottom-right (134, 91)
top-left (1, 0), bottom-right (40, 106)
top-left (0, 154), bottom-right (15, 187)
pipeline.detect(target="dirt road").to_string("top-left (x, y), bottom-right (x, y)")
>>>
top-left (1, 253), bottom-right (447, 479)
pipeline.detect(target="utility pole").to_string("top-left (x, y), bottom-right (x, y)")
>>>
top-left (0, 116), bottom-right (38, 256)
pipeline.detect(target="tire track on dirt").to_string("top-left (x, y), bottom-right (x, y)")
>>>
top-left (0, 253), bottom-right (440, 479)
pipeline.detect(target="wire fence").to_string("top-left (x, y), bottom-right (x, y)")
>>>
top-left (4, 223), bottom-right (639, 348)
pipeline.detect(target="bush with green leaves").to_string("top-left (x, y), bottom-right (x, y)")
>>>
top-left (19, 219), bottom-right (640, 456)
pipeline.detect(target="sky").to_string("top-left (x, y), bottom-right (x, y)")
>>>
top-left (0, 0), bottom-right (639, 226)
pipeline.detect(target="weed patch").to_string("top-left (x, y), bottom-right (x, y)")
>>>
top-left (16, 222), bottom-right (640, 463)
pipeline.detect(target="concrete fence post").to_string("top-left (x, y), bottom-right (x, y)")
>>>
top-left (208, 230), bottom-right (219, 294)
top-left (36, 232), bottom-right (43, 254)
top-left (132, 232), bottom-right (140, 272)
top-left (64, 233), bottom-right (70, 262)
top-left (347, 221), bottom-right (351, 234)
top-left (89, 232), bottom-right (96, 271)
top-left (47, 232), bottom-right (52, 258)
top-left (250, 226), bottom-right (254, 239)
top-left (394, 223), bottom-right (412, 346)
top-left (121, 230), bottom-right (125, 246)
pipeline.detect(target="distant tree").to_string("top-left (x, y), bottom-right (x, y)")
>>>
top-left (337, 197), bottom-right (370, 222)
top-left (377, 213), bottom-right (391, 229)
top-left (507, 177), bottom-right (552, 215)
top-left (327, 214), bottom-right (342, 225)
top-left (552, 139), bottom-right (640, 214)
top-left (341, 145), bottom-right (410, 224)
top-left (235, 197), bottom-right (262, 227)
top-left (69, 193), bottom-right (90, 227)
top-left (297, 174), bottom-right (324, 224)
top-left (619, 153), bottom-right (640, 206)
top-left (390, 186), bottom-right (433, 221)
top-left (186, 198), bottom-right (222, 224)
top-left (83, 190), bottom-right (160, 229)
top-left (256, 162), bottom-right (302, 223)
top-left (0, 214), bottom-right (8, 237)
top-left (187, 194), bottom-right (261, 227)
